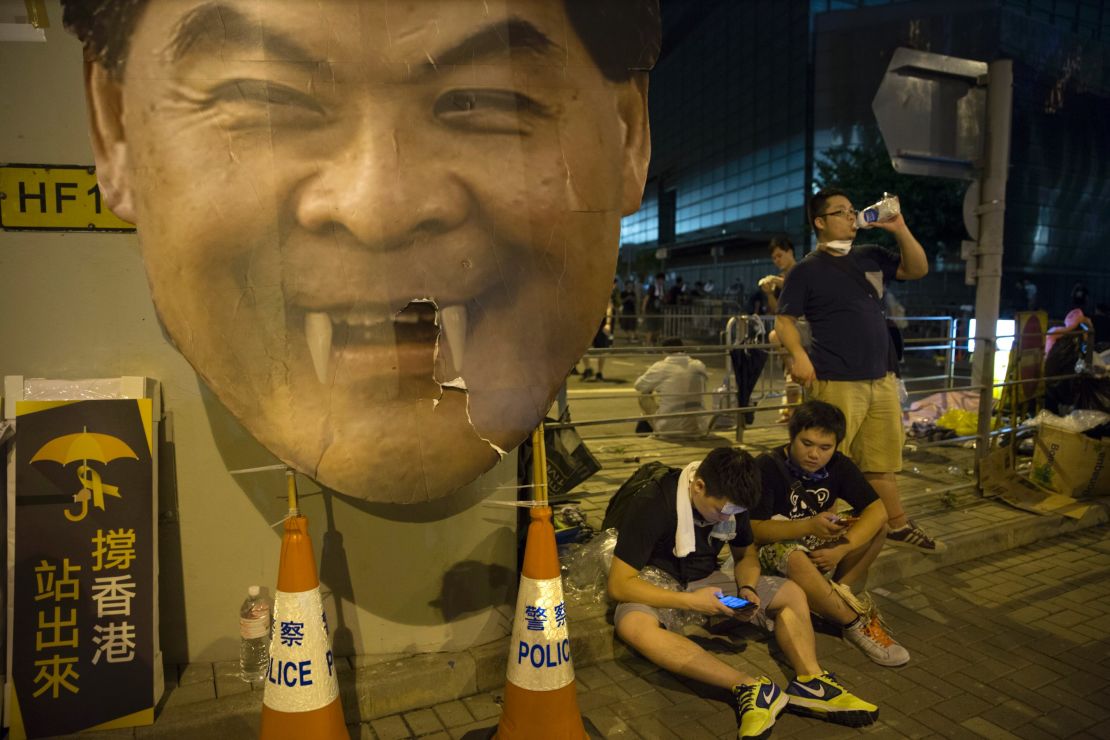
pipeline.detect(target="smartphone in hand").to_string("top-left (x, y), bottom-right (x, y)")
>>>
top-left (718, 594), bottom-right (752, 609)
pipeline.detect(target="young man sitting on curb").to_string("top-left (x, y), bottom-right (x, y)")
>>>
top-left (607, 447), bottom-right (878, 738)
top-left (751, 400), bottom-right (909, 667)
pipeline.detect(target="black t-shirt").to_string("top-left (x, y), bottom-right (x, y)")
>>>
top-left (613, 471), bottom-right (755, 586)
top-left (752, 447), bottom-right (879, 521)
top-left (620, 289), bottom-right (637, 312)
top-left (748, 290), bottom-right (768, 315)
top-left (777, 245), bottom-right (900, 380)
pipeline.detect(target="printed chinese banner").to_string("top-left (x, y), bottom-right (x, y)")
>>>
top-left (10, 399), bottom-right (155, 738)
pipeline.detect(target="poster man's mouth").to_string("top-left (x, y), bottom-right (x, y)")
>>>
top-left (302, 302), bottom-right (467, 386)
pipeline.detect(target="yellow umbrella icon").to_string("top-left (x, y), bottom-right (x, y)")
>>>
top-left (31, 428), bottom-right (139, 466)
top-left (31, 427), bottom-right (138, 521)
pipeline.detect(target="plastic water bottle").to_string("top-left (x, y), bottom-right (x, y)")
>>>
top-left (857, 193), bottom-right (901, 228)
top-left (239, 585), bottom-right (271, 682)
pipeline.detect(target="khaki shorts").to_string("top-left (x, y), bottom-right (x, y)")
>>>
top-left (613, 572), bottom-right (784, 633)
top-left (810, 373), bottom-right (903, 473)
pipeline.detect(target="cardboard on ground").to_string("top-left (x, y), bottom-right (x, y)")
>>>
top-left (980, 446), bottom-right (1101, 521)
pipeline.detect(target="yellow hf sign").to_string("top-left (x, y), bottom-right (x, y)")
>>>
top-left (0, 165), bottom-right (135, 231)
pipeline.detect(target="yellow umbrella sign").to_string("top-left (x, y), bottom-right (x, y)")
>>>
top-left (31, 428), bottom-right (139, 522)
top-left (12, 398), bottom-right (157, 738)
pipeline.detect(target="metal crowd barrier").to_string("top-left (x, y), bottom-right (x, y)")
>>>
top-left (561, 314), bottom-right (1089, 470)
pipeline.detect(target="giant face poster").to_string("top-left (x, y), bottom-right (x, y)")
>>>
top-left (68, 0), bottom-right (658, 503)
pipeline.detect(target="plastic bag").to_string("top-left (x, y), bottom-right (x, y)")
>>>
top-left (559, 528), bottom-right (705, 631)
top-left (519, 408), bottom-right (601, 497)
top-left (561, 529), bottom-right (618, 606)
top-left (1023, 408), bottom-right (1110, 434)
top-left (638, 567), bottom-right (706, 632)
top-left (935, 408), bottom-right (979, 436)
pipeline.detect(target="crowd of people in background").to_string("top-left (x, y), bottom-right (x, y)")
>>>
top-left (602, 258), bottom-right (1103, 355)
top-left (601, 270), bottom-right (763, 348)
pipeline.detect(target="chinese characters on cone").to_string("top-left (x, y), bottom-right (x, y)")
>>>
top-left (259, 472), bottom-right (347, 739)
top-left (495, 426), bottom-right (587, 739)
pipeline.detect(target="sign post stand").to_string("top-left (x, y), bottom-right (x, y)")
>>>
top-left (873, 48), bottom-right (1014, 466)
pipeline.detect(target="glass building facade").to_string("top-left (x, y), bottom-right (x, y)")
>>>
top-left (619, 0), bottom-right (812, 299)
top-left (623, 0), bottom-right (1110, 316)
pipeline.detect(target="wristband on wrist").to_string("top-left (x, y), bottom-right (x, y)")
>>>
top-left (738, 585), bottom-right (757, 596)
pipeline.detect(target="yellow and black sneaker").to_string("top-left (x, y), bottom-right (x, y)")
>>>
top-left (733, 676), bottom-right (787, 739)
top-left (785, 672), bottom-right (879, 727)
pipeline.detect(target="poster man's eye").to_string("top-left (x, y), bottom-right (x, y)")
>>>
top-left (208, 80), bottom-right (326, 126)
top-left (434, 89), bottom-right (549, 132)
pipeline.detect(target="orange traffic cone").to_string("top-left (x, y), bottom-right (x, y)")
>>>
top-left (259, 472), bottom-right (347, 739)
top-left (495, 428), bottom-right (587, 739)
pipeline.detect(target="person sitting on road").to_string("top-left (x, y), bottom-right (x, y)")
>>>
top-left (608, 447), bottom-right (879, 738)
top-left (633, 338), bottom-right (709, 437)
top-left (751, 400), bottom-right (909, 668)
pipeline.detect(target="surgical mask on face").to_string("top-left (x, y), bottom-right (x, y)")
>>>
top-left (820, 240), bottom-right (853, 256)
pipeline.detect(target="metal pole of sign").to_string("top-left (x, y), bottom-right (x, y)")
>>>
top-left (723, 316), bottom-right (744, 443)
top-left (972, 59), bottom-right (1013, 463)
top-left (946, 316), bottom-right (958, 389)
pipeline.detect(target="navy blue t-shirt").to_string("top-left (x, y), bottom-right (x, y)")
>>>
top-left (613, 471), bottom-right (755, 586)
top-left (777, 245), bottom-right (899, 381)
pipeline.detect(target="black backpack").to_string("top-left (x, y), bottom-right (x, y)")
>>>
top-left (601, 462), bottom-right (678, 531)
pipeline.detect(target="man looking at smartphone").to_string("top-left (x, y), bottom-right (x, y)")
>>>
top-left (751, 400), bottom-right (910, 667)
top-left (607, 447), bottom-right (879, 737)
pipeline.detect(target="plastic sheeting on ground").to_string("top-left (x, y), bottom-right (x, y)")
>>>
top-left (560, 529), bottom-right (706, 632)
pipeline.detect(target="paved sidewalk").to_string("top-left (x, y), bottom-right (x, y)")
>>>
top-left (369, 524), bottom-right (1110, 739)
top-left (50, 462), bottom-right (1107, 739)
top-left (36, 417), bottom-right (1107, 739)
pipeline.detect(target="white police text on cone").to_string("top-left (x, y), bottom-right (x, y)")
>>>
top-left (263, 588), bottom-right (338, 712)
top-left (505, 575), bottom-right (575, 692)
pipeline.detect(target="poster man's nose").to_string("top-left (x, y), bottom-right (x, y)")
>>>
top-left (294, 119), bottom-right (471, 247)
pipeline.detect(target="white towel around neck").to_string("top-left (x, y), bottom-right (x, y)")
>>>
top-left (674, 461), bottom-right (736, 558)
